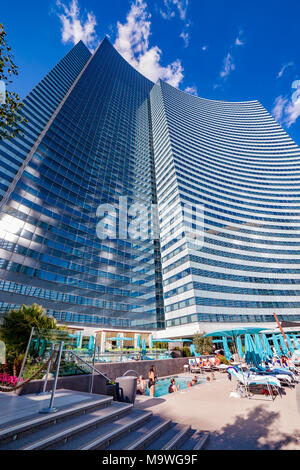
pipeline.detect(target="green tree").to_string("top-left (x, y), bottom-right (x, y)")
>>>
top-left (0, 23), bottom-right (27, 141)
top-left (193, 332), bottom-right (214, 355)
top-left (0, 304), bottom-right (58, 375)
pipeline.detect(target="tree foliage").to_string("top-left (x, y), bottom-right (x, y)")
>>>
top-left (0, 23), bottom-right (27, 141)
top-left (193, 332), bottom-right (214, 355)
top-left (0, 304), bottom-right (58, 374)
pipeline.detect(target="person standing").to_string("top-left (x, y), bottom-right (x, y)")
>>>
top-left (148, 365), bottom-right (156, 397)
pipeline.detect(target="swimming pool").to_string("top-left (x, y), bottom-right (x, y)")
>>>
top-left (146, 376), bottom-right (206, 397)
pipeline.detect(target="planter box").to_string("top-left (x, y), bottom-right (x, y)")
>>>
top-left (105, 383), bottom-right (118, 401)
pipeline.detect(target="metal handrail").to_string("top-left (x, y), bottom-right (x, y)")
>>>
top-left (122, 370), bottom-right (139, 377)
top-left (68, 351), bottom-right (110, 382)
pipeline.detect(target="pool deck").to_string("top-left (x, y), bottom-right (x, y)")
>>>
top-left (135, 372), bottom-right (300, 450)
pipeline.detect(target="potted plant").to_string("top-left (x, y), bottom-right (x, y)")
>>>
top-left (106, 380), bottom-right (118, 401)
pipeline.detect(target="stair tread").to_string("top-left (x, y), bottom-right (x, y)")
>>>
top-left (0, 395), bottom-right (112, 438)
top-left (56, 409), bottom-right (151, 450)
top-left (106, 415), bottom-right (166, 450)
top-left (180, 431), bottom-right (209, 450)
top-left (0, 402), bottom-right (130, 450)
top-left (145, 423), bottom-right (188, 450)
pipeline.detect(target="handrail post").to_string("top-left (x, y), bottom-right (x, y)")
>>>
top-left (16, 327), bottom-right (34, 387)
top-left (40, 344), bottom-right (54, 395)
top-left (89, 339), bottom-right (97, 394)
top-left (40, 341), bottom-right (64, 414)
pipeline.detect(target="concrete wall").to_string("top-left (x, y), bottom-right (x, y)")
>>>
top-left (19, 373), bottom-right (108, 396)
top-left (18, 358), bottom-right (189, 397)
top-left (94, 357), bottom-right (189, 381)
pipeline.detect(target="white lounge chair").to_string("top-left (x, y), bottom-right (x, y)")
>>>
top-left (227, 367), bottom-right (281, 401)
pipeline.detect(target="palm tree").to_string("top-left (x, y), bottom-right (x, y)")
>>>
top-left (0, 304), bottom-right (58, 375)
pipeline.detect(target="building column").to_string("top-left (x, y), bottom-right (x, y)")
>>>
top-left (100, 331), bottom-right (106, 354)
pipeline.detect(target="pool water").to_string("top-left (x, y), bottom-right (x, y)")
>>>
top-left (146, 376), bottom-right (205, 397)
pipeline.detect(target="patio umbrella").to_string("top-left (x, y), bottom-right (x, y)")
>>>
top-left (142, 338), bottom-right (147, 355)
top-left (272, 334), bottom-right (283, 356)
top-left (76, 332), bottom-right (82, 349)
top-left (205, 327), bottom-right (268, 358)
top-left (289, 334), bottom-right (300, 350)
top-left (245, 334), bottom-right (261, 365)
top-left (222, 336), bottom-right (232, 362)
top-left (117, 333), bottom-right (121, 349)
top-left (254, 334), bottom-right (266, 362)
top-left (278, 334), bottom-right (289, 356)
top-left (236, 335), bottom-right (244, 359)
top-left (190, 344), bottom-right (196, 356)
top-left (204, 327), bottom-right (269, 338)
top-left (286, 335), bottom-right (295, 353)
top-left (137, 334), bottom-right (141, 349)
top-left (149, 335), bottom-right (153, 349)
top-left (262, 334), bottom-right (273, 359)
top-left (88, 335), bottom-right (95, 351)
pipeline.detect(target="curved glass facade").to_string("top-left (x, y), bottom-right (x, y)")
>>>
top-left (0, 39), bottom-right (164, 330)
top-left (1, 39), bottom-right (300, 333)
top-left (150, 80), bottom-right (300, 331)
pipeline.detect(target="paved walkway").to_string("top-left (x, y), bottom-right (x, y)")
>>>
top-left (135, 373), bottom-right (300, 450)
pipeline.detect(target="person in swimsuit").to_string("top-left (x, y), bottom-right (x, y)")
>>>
top-left (148, 365), bottom-right (156, 397)
top-left (168, 378), bottom-right (180, 393)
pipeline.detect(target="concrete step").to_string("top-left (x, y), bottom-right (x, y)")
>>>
top-left (179, 431), bottom-right (210, 450)
top-left (104, 415), bottom-right (167, 450)
top-left (56, 409), bottom-right (153, 450)
top-left (0, 395), bottom-right (113, 448)
top-left (79, 410), bottom-right (153, 450)
top-left (145, 423), bottom-right (191, 450)
top-left (126, 418), bottom-right (172, 450)
top-left (21, 402), bottom-right (133, 450)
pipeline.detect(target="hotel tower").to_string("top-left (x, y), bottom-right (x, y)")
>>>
top-left (1, 38), bottom-right (300, 337)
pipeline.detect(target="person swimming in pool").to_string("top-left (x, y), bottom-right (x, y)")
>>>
top-left (168, 378), bottom-right (180, 393)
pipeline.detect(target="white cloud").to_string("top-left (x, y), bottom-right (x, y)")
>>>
top-left (160, 0), bottom-right (189, 21)
top-left (272, 91), bottom-right (300, 128)
top-left (180, 31), bottom-right (190, 48)
top-left (56, 0), bottom-right (99, 51)
top-left (220, 53), bottom-right (235, 79)
top-left (218, 30), bottom-right (245, 82)
top-left (277, 62), bottom-right (294, 79)
top-left (185, 86), bottom-right (198, 96)
top-left (159, 1), bottom-right (190, 47)
top-left (272, 96), bottom-right (288, 122)
top-left (114, 0), bottom-right (184, 87)
top-left (235, 30), bottom-right (245, 46)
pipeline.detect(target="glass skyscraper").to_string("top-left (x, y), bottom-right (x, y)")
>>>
top-left (1, 38), bottom-right (300, 336)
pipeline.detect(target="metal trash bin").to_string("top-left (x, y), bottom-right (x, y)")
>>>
top-left (116, 376), bottom-right (137, 404)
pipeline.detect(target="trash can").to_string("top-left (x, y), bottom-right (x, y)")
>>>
top-left (116, 376), bottom-right (137, 404)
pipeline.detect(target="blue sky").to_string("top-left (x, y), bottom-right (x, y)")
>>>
top-left (2, 0), bottom-right (300, 145)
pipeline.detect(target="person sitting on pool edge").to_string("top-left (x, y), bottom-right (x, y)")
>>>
top-left (192, 376), bottom-right (198, 385)
top-left (168, 378), bottom-right (180, 393)
top-left (136, 376), bottom-right (146, 395)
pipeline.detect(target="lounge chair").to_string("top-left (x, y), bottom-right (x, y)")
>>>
top-left (188, 358), bottom-right (202, 374)
top-left (250, 366), bottom-right (294, 388)
top-left (227, 367), bottom-right (282, 401)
